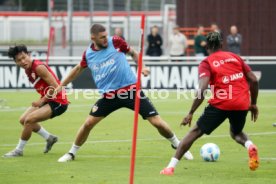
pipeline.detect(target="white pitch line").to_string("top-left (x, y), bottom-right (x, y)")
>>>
top-left (260, 157), bottom-right (276, 161)
top-left (79, 155), bottom-right (163, 159)
top-left (72, 155), bottom-right (276, 161)
top-left (1, 131), bottom-right (276, 147)
top-left (1, 103), bottom-right (275, 112)
top-left (201, 131), bottom-right (276, 138)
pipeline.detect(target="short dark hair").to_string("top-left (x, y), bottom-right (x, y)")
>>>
top-left (90, 24), bottom-right (106, 35)
top-left (206, 32), bottom-right (222, 51)
top-left (8, 45), bottom-right (28, 60)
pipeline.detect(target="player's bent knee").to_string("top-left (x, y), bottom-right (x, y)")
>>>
top-left (19, 117), bottom-right (25, 125)
top-left (84, 116), bottom-right (103, 128)
top-left (24, 116), bottom-right (37, 125)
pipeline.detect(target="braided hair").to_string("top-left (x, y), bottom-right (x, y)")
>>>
top-left (206, 32), bottom-right (222, 51)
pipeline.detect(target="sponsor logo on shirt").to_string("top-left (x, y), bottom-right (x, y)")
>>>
top-left (213, 58), bottom-right (238, 67)
top-left (222, 72), bottom-right (244, 84)
top-left (92, 59), bottom-right (115, 72)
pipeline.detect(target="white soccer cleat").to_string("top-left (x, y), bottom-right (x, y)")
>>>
top-left (183, 150), bottom-right (194, 160)
top-left (58, 153), bottom-right (75, 162)
top-left (3, 149), bottom-right (23, 158)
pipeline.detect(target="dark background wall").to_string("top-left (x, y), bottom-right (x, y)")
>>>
top-left (176, 0), bottom-right (276, 56)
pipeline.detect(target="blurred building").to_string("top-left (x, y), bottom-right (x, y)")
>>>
top-left (0, 0), bottom-right (176, 56)
top-left (176, 0), bottom-right (276, 56)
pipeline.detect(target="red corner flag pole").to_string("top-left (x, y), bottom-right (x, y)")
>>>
top-left (129, 14), bottom-right (145, 184)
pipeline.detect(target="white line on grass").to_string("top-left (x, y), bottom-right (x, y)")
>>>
top-left (260, 157), bottom-right (276, 161)
top-left (1, 131), bottom-right (276, 147)
top-left (79, 155), bottom-right (163, 159)
top-left (78, 155), bottom-right (276, 161)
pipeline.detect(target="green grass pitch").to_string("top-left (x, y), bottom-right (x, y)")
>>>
top-left (0, 90), bottom-right (275, 184)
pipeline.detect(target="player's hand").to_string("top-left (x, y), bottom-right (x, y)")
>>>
top-left (142, 67), bottom-right (150, 77)
top-left (55, 85), bottom-right (63, 94)
top-left (181, 113), bottom-right (193, 127)
top-left (249, 104), bottom-right (258, 122)
top-left (32, 99), bottom-right (44, 107)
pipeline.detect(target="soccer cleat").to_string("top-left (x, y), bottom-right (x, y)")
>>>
top-left (44, 135), bottom-right (58, 153)
top-left (248, 144), bottom-right (259, 171)
top-left (171, 145), bottom-right (194, 160)
top-left (160, 167), bottom-right (174, 176)
top-left (171, 144), bottom-right (177, 149)
top-left (3, 149), bottom-right (23, 158)
top-left (58, 153), bottom-right (75, 162)
top-left (183, 150), bottom-right (194, 160)
top-left (273, 123), bottom-right (276, 127)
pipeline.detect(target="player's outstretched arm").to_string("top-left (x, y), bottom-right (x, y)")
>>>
top-left (61, 63), bottom-right (85, 87)
top-left (181, 77), bottom-right (210, 127)
top-left (127, 48), bottom-right (150, 76)
top-left (55, 64), bottom-right (86, 94)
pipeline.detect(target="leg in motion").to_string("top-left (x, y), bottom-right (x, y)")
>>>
top-left (147, 115), bottom-right (194, 160)
top-left (160, 125), bottom-right (203, 175)
top-left (229, 110), bottom-right (259, 171)
top-left (58, 115), bottom-right (104, 162)
top-left (4, 105), bottom-right (52, 157)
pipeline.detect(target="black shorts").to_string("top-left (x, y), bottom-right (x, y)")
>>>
top-left (46, 101), bottom-right (68, 118)
top-left (197, 105), bottom-right (248, 135)
top-left (89, 90), bottom-right (159, 119)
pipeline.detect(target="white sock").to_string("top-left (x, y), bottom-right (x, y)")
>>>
top-left (245, 140), bottom-right (253, 150)
top-left (168, 134), bottom-right (180, 148)
top-left (36, 127), bottom-right (50, 140)
top-left (15, 139), bottom-right (27, 151)
top-left (167, 157), bottom-right (179, 168)
top-left (69, 144), bottom-right (80, 155)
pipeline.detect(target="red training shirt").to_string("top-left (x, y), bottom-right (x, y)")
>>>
top-left (198, 51), bottom-right (251, 110)
top-left (25, 60), bottom-right (68, 105)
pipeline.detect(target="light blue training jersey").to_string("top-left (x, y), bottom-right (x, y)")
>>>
top-left (85, 36), bottom-right (137, 94)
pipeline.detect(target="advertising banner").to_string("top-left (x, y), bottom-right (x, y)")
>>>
top-left (0, 62), bottom-right (275, 90)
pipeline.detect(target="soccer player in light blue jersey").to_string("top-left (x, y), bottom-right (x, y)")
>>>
top-left (57, 24), bottom-right (193, 162)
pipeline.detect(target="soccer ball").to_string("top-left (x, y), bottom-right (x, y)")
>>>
top-left (200, 143), bottom-right (220, 162)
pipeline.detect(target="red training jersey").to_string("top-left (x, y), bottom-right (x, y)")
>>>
top-left (198, 51), bottom-right (251, 110)
top-left (25, 60), bottom-right (68, 105)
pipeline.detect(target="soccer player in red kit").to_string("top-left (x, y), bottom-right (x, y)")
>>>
top-left (3, 45), bottom-right (68, 157)
top-left (160, 32), bottom-right (259, 175)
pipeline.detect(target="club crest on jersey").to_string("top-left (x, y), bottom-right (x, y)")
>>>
top-left (92, 105), bottom-right (98, 112)
top-left (31, 72), bottom-right (36, 80)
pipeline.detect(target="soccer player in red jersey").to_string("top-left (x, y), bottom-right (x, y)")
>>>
top-left (160, 32), bottom-right (259, 175)
top-left (3, 45), bottom-right (69, 157)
